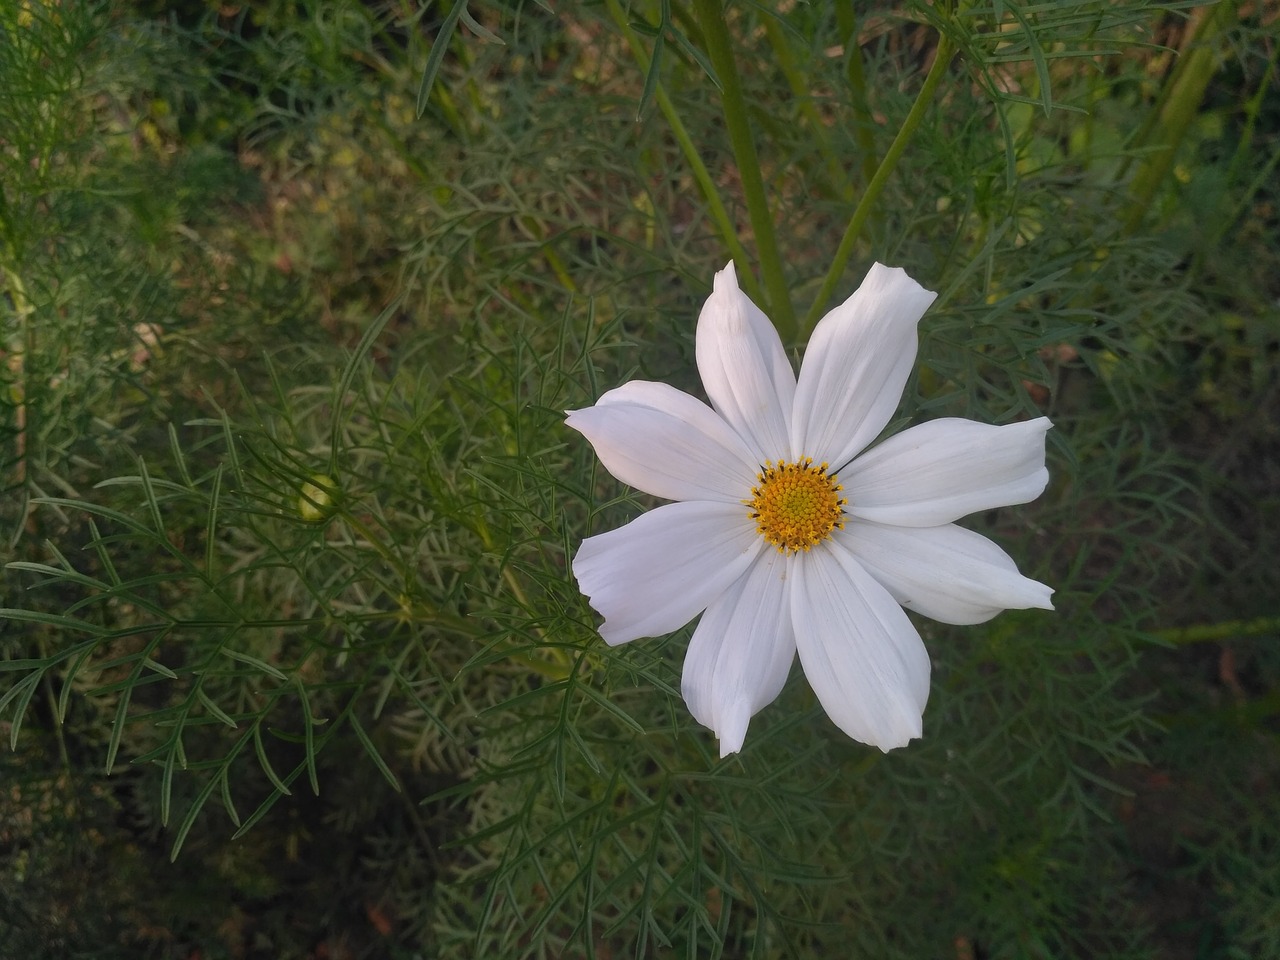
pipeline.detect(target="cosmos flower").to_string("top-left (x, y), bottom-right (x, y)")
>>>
top-left (567, 262), bottom-right (1054, 757)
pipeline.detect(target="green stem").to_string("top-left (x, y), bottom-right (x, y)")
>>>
top-left (38, 639), bottom-right (71, 771)
top-left (760, 16), bottom-right (851, 203)
top-left (834, 5), bottom-right (879, 191)
top-left (4, 264), bottom-right (33, 487)
top-left (802, 32), bottom-right (955, 336)
top-left (691, 0), bottom-right (795, 341)
top-left (604, 0), bottom-right (760, 304)
top-left (1154, 616), bottom-right (1280, 647)
top-left (1121, 1), bottom-right (1237, 234)
top-left (1200, 24), bottom-right (1279, 255)
top-left (1223, 29), bottom-right (1278, 191)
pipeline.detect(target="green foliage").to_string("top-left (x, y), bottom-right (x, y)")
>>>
top-left (2, 0), bottom-right (1278, 957)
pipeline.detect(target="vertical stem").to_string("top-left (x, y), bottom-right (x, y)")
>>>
top-left (604, 0), bottom-right (761, 304)
top-left (760, 16), bottom-right (852, 202)
top-left (1156, 616), bottom-right (1280, 646)
top-left (835, 5), bottom-right (879, 190)
top-left (3, 265), bottom-right (33, 485)
top-left (802, 32), bottom-right (955, 335)
top-left (1121, 1), bottom-right (1237, 234)
top-left (1201, 37), bottom-right (1280, 255)
top-left (1222, 29), bottom-right (1277, 194)
top-left (691, 0), bottom-right (795, 341)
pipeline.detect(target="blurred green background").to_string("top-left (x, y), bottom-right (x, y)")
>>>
top-left (2, 1), bottom-right (1278, 957)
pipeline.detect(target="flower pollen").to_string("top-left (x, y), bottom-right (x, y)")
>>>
top-left (747, 458), bottom-right (846, 552)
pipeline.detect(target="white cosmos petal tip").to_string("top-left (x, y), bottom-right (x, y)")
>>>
top-left (792, 262), bottom-right (937, 467)
top-left (845, 417), bottom-right (1052, 527)
top-left (840, 521), bottom-right (1054, 625)
top-left (792, 544), bottom-right (931, 752)
top-left (572, 500), bottom-right (762, 647)
top-left (565, 380), bottom-right (758, 504)
top-left (680, 550), bottom-right (795, 758)
top-left (696, 261), bottom-right (796, 462)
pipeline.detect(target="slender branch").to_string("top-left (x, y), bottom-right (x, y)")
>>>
top-left (802, 32), bottom-right (955, 336)
top-left (691, 0), bottom-right (795, 340)
top-left (1155, 616), bottom-right (1280, 646)
top-left (835, 5), bottom-right (879, 191)
top-left (1121, 1), bottom-right (1238, 234)
top-left (604, 0), bottom-right (760, 303)
top-left (761, 16), bottom-right (851, 202)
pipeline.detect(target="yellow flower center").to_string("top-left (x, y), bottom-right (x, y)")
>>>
top-left (746, 458), bottom-right (846, 553)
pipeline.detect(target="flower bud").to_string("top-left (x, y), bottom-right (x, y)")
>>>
top-left (297, 474), bottom-right (339, 523)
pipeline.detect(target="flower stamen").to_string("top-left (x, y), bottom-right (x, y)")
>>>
top-left (746, 458), bottom-right (846, 552)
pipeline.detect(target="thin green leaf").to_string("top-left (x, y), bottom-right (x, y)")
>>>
top-left (219, 765), bottom-right (242, 828)
top-left (328, 293), bottom-right (403, 476)
top-left (167, 422), bottom-right (194, 487)
top-left (636, 31), bottom-right (664, 120)
top-left (0, 608), bottom-right (107, 636)
top-left (295, 676), bottom-right (320, 796)
top-left (197, 688), bottom-right (238, 729)
top-left (459, 6), bottom-right (503, 44)
top-left (58, 644), bottom-right (98, 721)
top-left (1, 671), bottom-right (44, 748)
top-left (1006, 1), bottom-right (1055, 115)
top-left (86, 517), bottom-right (122, 587)
top-left (169, 769), bottom-right (222, 860)
top-left (232, 756), bottom-right (310, 839)
top-left (349, 712), bottom-right (402, 792)
top-left (219, 647), bottom-right (289, 681)
top-left (205, 463), bottom-right (223, 578)
top-left (160, 734), bottom-right (180, 826)
top-left (5, 560), bottom-right (108, 592)
top-left (251, 723), bottom-right (293, 798)
top-left (143, 657), bottom-right (178, 679)
top-left (416, 0), bottom-right (469, 118)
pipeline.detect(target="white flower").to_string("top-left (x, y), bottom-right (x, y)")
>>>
top-left (567, 262), bottom-right (1054, 757)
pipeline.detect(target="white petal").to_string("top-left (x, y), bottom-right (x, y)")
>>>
top-left (696, 262), bottom-right (796, 462)
top-left (792, 263), bottom-right (936, 469)
top-left (844, 417), bottom-right (1051, 527)
top-left (791, 542), bottom-right (930, 751)
top-left (566, 381), bottom-right (759, 503)
top-left (838, 521), bottom-right (1055, 625)
top-left (573, 500), bottom-right (763, 646)
top-left (681, 549), bottom-right (796, 758)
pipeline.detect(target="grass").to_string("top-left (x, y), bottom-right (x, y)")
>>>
top-left (2, 1), bottom-right (1278, 957)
